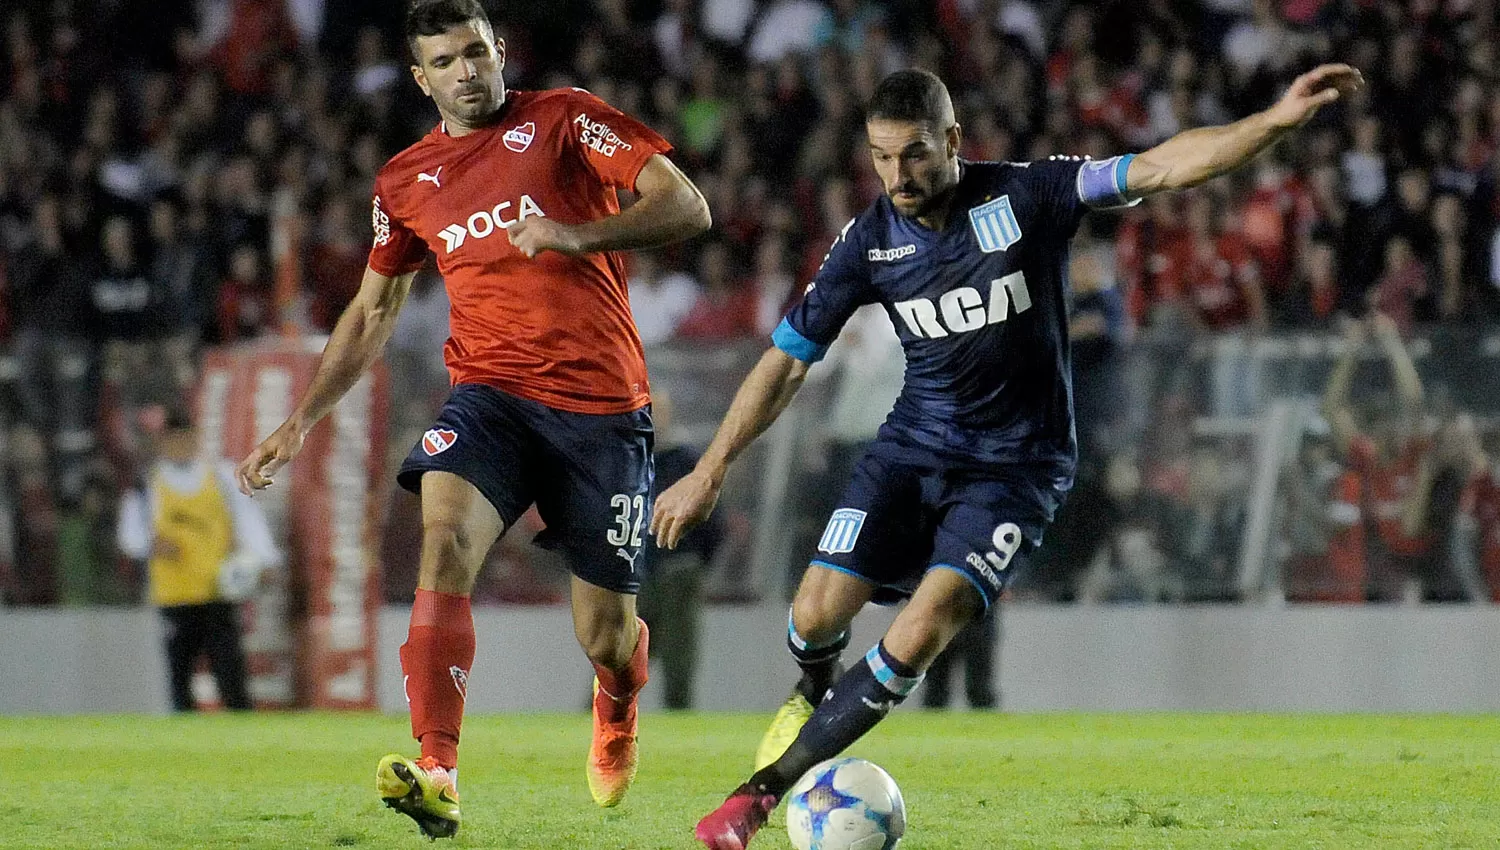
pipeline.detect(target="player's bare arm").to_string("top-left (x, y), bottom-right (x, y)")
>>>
top-left (1125, 64), bottom-right (1363, 197)
top-left (505, 154), bottom-right (710, 258)
top-left (651, 348), bottom-right (810, 549)
top-left (235, 266), bottom-right (416, 494)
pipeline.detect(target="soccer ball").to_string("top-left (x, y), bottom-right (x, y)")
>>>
top-left (217, 552), bottom-right (264, 603)
top-left (785, 757), bottom-right (906, 850)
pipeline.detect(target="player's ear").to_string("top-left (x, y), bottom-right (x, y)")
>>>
top-left (946, 123), bottom-right (962, 160)
top-left (493, 35), bottom-right (506, 70)
top-left (411, 64), bottom-right (431, 97)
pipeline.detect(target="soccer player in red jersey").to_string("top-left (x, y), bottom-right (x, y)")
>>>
top-left (234, 0), bottom-right (709, 837)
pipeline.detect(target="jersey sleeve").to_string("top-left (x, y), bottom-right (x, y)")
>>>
top-left (773, 218), bottom-right (874, 364)
top-left (564, 90), bottom-right (673, 193)
top-left (1026, 155), bottom-right (1141, 231)
top-left (366, 173), bottom-right (428, 277)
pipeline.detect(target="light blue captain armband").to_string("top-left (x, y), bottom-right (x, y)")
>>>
top-left (772, 317), bottom-right (829, 363)
top-left (1076, 153), bottom-right (1141, 209)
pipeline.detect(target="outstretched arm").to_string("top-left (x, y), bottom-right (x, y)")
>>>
top-left (1370, 312), bottom-right (1423, 413)
top-left (650, 347), bottom-right (811, 549)
top-left (1322, 319), bottom-right (1365, 459)
top-left (235, 265), bottom-right (416, 493)
top-left (1126, 64), bottom-right (1363, 198)
top-left (506, 154), bottom-right (711, 258)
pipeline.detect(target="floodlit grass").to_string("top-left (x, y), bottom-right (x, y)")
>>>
top-left (5, 712), bottom-right (1499, 848)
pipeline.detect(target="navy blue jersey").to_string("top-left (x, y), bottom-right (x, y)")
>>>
top-left (774, 156), bottom-right (1137, 487)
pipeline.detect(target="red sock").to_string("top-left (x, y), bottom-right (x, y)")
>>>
top-left (400, 589), bottom-right (475, 770)
top-left (592, 618), bottom-right (649, 723)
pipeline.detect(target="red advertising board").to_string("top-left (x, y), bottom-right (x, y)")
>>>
top-left (197, 342), bottom-right (388, 709)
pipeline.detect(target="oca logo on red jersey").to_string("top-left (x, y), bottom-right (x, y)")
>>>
top-left (503, 122), bottom-right (535, 152)
top-left (422, 428), bottom-right (458, 456)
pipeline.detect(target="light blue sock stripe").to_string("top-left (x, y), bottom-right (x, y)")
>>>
top-left (863, 645), bottom-right (923, 697)
top-left (788, 608), bottom-right (846, 652)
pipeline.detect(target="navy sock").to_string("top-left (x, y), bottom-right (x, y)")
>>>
top-left (750, 640), bottom-right (922, 798)
top-left (786, 610), bottom-right (848, 706)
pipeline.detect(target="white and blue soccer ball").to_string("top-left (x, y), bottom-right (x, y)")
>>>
top-left (785, 757), bottom-right (906, 850)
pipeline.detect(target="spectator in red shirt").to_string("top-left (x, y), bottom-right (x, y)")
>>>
top-left (676, 240), bottom-right (755, 341)
top-left (1182, 193), bottom-right (1267, 331)
top-left (1367, 236), bottom-right (1429, 336)
top-left (1323, 313), bottom-right (1431, 601)
top-left (216, 243), bottom-right (272, 343)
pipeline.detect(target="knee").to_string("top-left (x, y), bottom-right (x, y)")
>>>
top-left (420, 519), bottom-right (482, 587)
top-left (790, 592), bottom-right (847, 646)
top-left (576, 609), bottom-right (636, 669)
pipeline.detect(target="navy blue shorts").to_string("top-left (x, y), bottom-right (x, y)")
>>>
top-left (397, 383), bottom-right (653, 594)
top-left (810, 449), bottom-right (1066, 609)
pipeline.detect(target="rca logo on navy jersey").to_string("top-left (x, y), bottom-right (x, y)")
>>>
top-left (894, 271), bottom-right (1032, 339)
top-left (867, 244), bottom-right (916, 262)
top-left (422, 428), bottom-right (458, 456)
top-left (503, 121), bottom-right (536, 152)
top-left (437, 195), bottom-right (548, 253)
top-left (968, 195), bottom-right (1022, 253)
top-left (818, 508), bottom-right (867, 555)
top-left (575, 113), bottom-right (633, 157)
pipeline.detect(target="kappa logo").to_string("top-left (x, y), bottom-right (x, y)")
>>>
top-left (503, 121), bottom-right (536, 152)
top-left (867, 244), bottom-right (916, 262)
top-left (422, 428), bottom-right (458, 456)
top-left (449, 665), bottom-right (468, 699)
top-left (416, 166), bottom-right (443, 188)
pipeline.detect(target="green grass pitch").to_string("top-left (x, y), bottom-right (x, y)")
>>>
top-left (5, 712), bottom-right (1500, 849)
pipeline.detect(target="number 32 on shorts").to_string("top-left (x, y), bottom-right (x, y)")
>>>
top-left (607, 493), bottom-right (646, 548)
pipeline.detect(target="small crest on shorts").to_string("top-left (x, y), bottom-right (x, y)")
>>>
top-left (817, 508), bottom-right (868, 555)
top-left (422, 428), bottom-right (458, 456)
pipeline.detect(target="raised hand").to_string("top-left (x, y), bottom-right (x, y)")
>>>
top-left (1266, 64), bottom-right (1364, 130)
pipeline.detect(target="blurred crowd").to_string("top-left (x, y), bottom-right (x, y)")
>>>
top-left (3, 0), bottom-right (1500, 606)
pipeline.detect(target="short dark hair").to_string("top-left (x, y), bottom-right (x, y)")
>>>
top-left (866, 69), bottom-right (954, 128)
top-left (405, 0), bottom-right (491, 61)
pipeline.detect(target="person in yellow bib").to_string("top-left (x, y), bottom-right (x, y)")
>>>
top-left (117, 406), bottom-right (282, 711)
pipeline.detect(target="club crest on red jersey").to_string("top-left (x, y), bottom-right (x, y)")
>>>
top-left (422, 428), bottom-right (458, 456)
top-left (503, 121), bottom-right (536, 152)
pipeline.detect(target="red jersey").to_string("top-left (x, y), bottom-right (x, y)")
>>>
top-left (368, 88), bottom-right (671, 414)
top-left (1347, 435), bottom-right (1433, 557)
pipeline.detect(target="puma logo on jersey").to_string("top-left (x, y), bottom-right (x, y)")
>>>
top-left (894, 270), bottom-right (1032, 339)
top-left (437, 195), bottom-right (548, 253)
top-left (615, 547), bottom-right (640, 571)
top-left (416, 167), bottom-right (443, 188)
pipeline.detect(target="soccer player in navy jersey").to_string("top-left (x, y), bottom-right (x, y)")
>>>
top-left (651, 65), bottom-right (1362, 849)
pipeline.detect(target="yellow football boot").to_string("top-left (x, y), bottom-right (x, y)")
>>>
top-left (376, 754), bottom-right (461, 839)
top-left (753, 690), bottom-right (814, 770)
